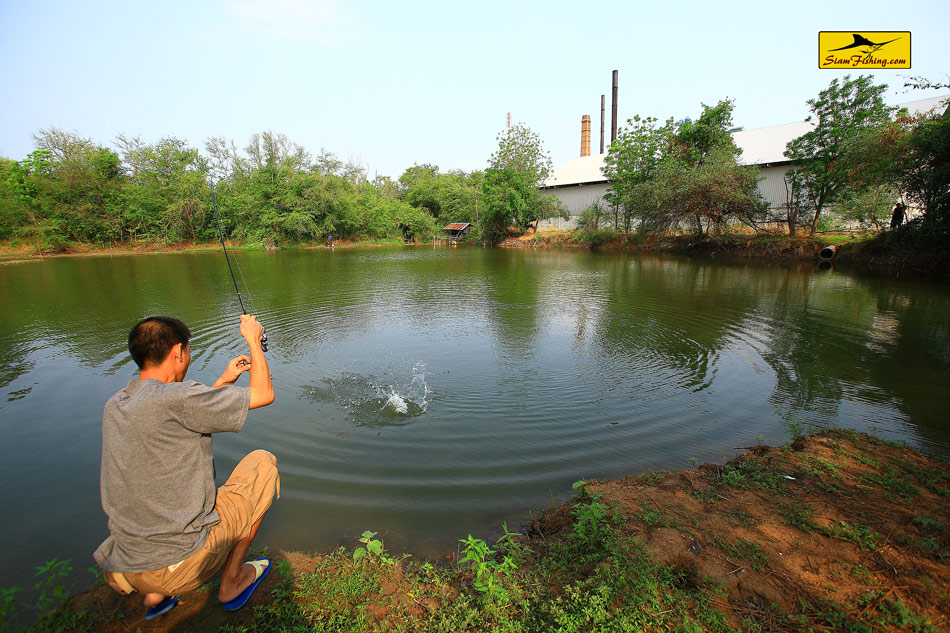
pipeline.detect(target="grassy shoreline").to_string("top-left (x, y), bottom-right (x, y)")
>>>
top-left (4, 229), bottom-right (945, 277)
top-left (14, 429), bottom-right (949, 632)
top-left (0, 238), bottom-right (397, 264)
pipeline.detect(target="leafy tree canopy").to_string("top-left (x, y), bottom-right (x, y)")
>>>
top-left (784, 74), bottom-right (892, 235)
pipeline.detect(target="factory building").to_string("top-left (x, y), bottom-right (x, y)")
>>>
top-left (539, 95), bottom-right (948, 230)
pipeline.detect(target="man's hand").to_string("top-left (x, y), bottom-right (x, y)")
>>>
top-left (240, 314), bottom-right (264, 349)
top-left (212, 355), bottom-right (252, 388)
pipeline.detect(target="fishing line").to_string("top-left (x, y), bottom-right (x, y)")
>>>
top-left (210, 179), bottom-right (268, 352)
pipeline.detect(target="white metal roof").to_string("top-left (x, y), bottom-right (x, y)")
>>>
top-left (541, 154), bottom-right (607, 188)
top-left (542, 95), bottom-right (950, 188)
top-left (732, 121), bottom-right (813, 166)
top-left (898, 95), bottom-right (949, 117)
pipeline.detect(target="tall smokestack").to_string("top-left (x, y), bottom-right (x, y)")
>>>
top-left (600, 95), bottom-right (606, 154)
top-left (581, 115), bottom-right (591, 157)
top-left (611, 70), bottom-right (618, 143)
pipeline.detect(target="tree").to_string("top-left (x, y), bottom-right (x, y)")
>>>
top-left (669, 100), bottom-right (740, 166)
top-left (834, 112), bottom-right (920, 232)
top-left (658, 147), bottom-right (766, 236)
top-left (480, 123), bottom-right (561, 240)
top-left (602, 115), bottom-right (674, 232)
top-left (784, 75), bottom-right (892, 236)
top-left (605, 100), bottom-right (763, 235)
top-left (488, 123), bottom-right (552, 186)
top-left (902, 109), bottom-right (950, 229)
top-left (399, 164), bottom-right (441, 215)
top-left (13, 129), bottom-right (127, 245)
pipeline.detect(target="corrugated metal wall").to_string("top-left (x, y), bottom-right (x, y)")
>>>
top-left (538, 183), bottom-right (612, 229)
top-left (540, 164), bottom-right (796, 230)
top-left (757, 165), bottom-right (793, 210)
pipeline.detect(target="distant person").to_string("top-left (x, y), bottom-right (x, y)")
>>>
top-left (328, 234), bottom-right (334, 248)
top-left (94, 315), bottom-right (277, 620)
top-left (890, 202), bottom-right (905, 229)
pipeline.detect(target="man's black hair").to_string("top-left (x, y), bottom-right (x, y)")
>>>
top-left (128, 316), bottom-right (191, 369)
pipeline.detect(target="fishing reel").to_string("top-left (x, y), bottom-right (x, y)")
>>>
top-left (261, 327), bottom-right (269, 352)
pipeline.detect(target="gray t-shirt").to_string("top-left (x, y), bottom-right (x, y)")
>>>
top-left (94, 379), bottom-right (251, 573)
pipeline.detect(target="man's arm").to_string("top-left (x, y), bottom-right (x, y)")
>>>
top-left (212, 356), bottom-right (251, 388)
top-left (240, 314), bottom-right (275, 409)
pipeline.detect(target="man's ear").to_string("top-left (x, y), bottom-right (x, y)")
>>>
top-left (172, 343), bottom-right (184, 362)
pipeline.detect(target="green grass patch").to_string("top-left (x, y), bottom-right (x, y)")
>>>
top-left (824, 521), bottom-right (879, 550)
top-left (912, 513), bottom-right (943, 532)
top-left (715, 458), bottom-right (788, 494)
top-left (719, 507), bottom-right (757, 528)
top-left (638, 500), bottom-right (674, 528)
top-left (894, 459), bottom-right (950, 495)
top-left (707, 536), bottom-right (768, 571)
top-left (878, 599), bottom-right (941, 633)
top-left (779, 502), bottom-right (819, 533)
top-left (794, 454), bottom-right (844, 480)
top-left (861, 465), bottom-right (920, 499)
top-left (688, 488), bottom-right (721, 505)
top-left (853, 451), bottom-right (879, 468)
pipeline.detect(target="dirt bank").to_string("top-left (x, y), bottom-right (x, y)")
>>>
top-left (537, 430), bottom-right (949, 630)
top-left (504, 230), bottom-right (838, 260)
top-left (28, 430), bottom-right (947, 632)
top-left (502, 229), bottom-right (950, 277)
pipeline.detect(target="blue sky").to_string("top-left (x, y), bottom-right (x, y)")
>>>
top-left (1, 0), bottom-right (947, 179)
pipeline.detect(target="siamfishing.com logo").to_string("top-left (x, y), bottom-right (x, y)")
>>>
top-left (819, 32), bottom-right (911, 69)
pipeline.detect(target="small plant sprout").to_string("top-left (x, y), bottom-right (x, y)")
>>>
top-left (459, 535), bottom-right (516, 602)
top-left (1, 586), bottom-right (20, 630)
top-left (779, 408), bottom-right (805, 441)
top-left (33, 558), bottom-right (73, 616)
top-left (353, 530), bottom-right (395, 565)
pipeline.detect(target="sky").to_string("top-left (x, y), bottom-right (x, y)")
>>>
top-left (1, 0), bottom-right (948, 180)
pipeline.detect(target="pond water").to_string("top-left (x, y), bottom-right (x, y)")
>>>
top-left (1, 246), bottom-right (948, 593)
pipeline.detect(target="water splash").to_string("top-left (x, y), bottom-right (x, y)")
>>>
top-left (384, 389), bottom-right (409, 415)
top-left (305, 362), bottom-right (431, 426)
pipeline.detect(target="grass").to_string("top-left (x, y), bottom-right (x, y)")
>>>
top-left (779, 502), bottom-right (819, 533)
top-left (862, 466), bottom-right (921, 500)
top-left (912, 513), bottom-right (942, 532)
top-left (824, 521), bottom-right (879, 550)
top-left (719, 507), bottom-right (757, 528)
top-left (713, 458), bottom-right (788, 494)
top-left (705, 535), bottom-right (768, 571)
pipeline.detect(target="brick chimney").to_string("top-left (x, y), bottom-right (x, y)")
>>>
top-left (581, 115), bottom-right (591, 157)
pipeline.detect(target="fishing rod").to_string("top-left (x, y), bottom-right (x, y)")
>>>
top-left (210, 179), bottom-right (268, 352)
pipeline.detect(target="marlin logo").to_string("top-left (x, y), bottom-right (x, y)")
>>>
top-left (819, 31), bottom-right (910, 69)
top-left (828, 33), bottom-right (901, 56)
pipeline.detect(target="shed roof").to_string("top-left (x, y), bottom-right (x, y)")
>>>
top-left (898, 95), bottom-right (950, 117)
top-left (732, 121), bottom-right (813, 166)
top-left (541, 154), bottom-right (607, 189)
top-left (443, 223), bottom-right (471, 231)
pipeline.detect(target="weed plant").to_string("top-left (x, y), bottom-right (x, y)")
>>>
top-left (779, 502), bottom-right (819, 533)
top-left (823, 521), bottom-right (879, 550)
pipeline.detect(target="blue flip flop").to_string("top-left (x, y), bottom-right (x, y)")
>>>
top-left (144, 594), bottom-right (181, 620)
top-left (221, 558), bottom-right (271, 612)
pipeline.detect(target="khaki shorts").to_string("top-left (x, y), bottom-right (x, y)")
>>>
top-left (105, 449), bottom-right (280, 596)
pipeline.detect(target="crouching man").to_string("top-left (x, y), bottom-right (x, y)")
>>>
top-left (94, 314), bottom-right (278, 619)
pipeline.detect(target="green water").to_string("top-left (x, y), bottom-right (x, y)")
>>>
top-left (0, 246), bottom-right (947, 593)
